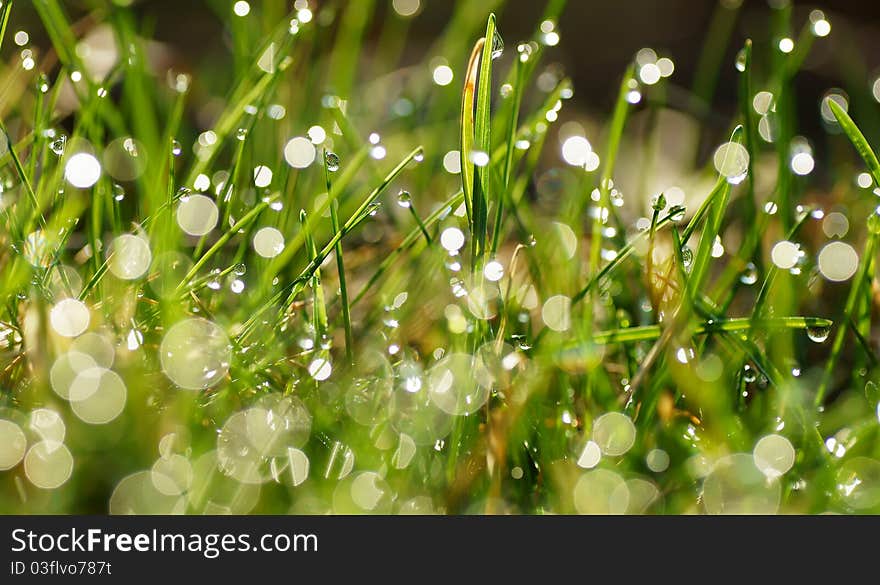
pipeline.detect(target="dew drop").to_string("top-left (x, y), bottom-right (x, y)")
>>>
top-left (397, 190), bottom-right (412, 208)
top-left (325, 151), bottom-right (340, 172)
top-left (806, 325), bottom-right (830, 343)
top-left (739, 262), bottom-right (758, 285)
top-left (50, 137), bottom-right (66, 156)
top-left (491, 28), bottom-right (504, 60)
top-left (734, 48), bottom-right (747, 72)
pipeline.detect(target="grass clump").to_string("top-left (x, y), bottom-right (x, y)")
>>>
top-left (0, 0), bottom-right (879, 515)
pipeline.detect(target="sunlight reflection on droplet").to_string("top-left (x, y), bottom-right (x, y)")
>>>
top-left (427, 353), bottom-right (489, 415)
top-left (151, 454), bottom-right (193, 496)
top-left (713, 142), bottom-right (749, 183)
top-left (703, 453), bottom-right (780, 514)
top-left (186, 451), bottom-right (260, 513)
top-left (160, 318), bottom-right (231, 390)
top-left (646, 448), bottom-right (670, 472)
top-left (623, 478), bottom-right (660, 513)
top-left (592, 412), bottom-right (636, 456)
top-left (308, 357), bottom-right (332, 381)
top-left (275, 447), bottom-right (310, 486)
top-left (790, 151), bottom-right (814, 175)
top-left (176, 194), bottom-right (219, 236)
top-left (69, 367), bottom-right (127, 424)
top-left (233, 1), bottom-right (250, 16)
top-left (753, 434), bottom-right (795, 479)
top-left (48, 265), bottom-right (83, 299)
top-left (70, 332), bottom-right (115, 368)
top-left (253, 227), bottom-right (285, 258)
top-left (108, 234), bottom-right (151, 280)
top-left (0, 419), bottom-right (27, 470)
top-left (818, 241), bottom-right (858, 282)
top-left (331, 471), bottom-right (392, 513)
top-left (194, 173), bottom-right (211, 191)
top-left (778, 37), bottom-right (794, 53)
top-left (822, 212), bottom-right (849, 238)
top-left (810, 10), bottom-right (831, 37)
top-left (432, 64), bottom-right (453, 86)
top-left (50, 352), bottom-right (96, 399)
top-left (442, 150), bottom-right (461, 174)
top-left (835, 457), bottom-right (880, 510)
top-left (552, 222), bottom-right (578, 259)
top-left (392, 433), bottom-right (417, 469)
top-left (821, 91), bottom-right (848, 124)
top-left (217, 410), bottom-right (270, 485)
top-left (541, 295), bottom-right (571, 332)
top-left (64, 152), bottom-right (101, 188)
top-left (392, 0), bottom-right (420, 17)
top-left (307, 125), bottom-right (326, 144)
top-left (638, 62), bottom-right (661, 85)
top-left (576, 440), bottom-right (601, 469)
top-left (28, 409), bottom-right (65, 443)
top-left (574, 469), bottom-right (628, 514)
top-left (50, 298), bottom-right (90, 338)
top-left (253, 165), bottom-right (273, 188)
top-left (483, 260), bottom-right (504, 282)
top-left (770, 240), bottom-right (799, 270)
top-left (110, 471), bottom-right (186, 514)
top-left (440, 227), bottom-right (465, 252)
top-left (24, 441), bottom-right (73, 489)
top-left (561, 136), bottom-right (593, 167)
top-left (753, 91), bottom-right (774, 115)
top-left (284, 136), bottom-right (316, 168)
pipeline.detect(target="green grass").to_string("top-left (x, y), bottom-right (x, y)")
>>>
top-left (0, 0), bottom-right (879, 515)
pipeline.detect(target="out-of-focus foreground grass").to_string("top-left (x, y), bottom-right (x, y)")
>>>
top-left (0, 0), bottom-right (879, 514)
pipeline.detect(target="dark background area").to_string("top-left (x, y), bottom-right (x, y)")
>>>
top-left (6, 1), bottom-right (880, 161)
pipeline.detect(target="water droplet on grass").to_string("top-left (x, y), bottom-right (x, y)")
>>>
top-left (171, 140), bottom-right (182, 156)
top-left (734, 48), bottom-right (747, 71)
top-left (50, 137), bottom-right (66, 156)
top-left (740, 262), bottom-right (758, 285)
top-left (491, 28), bottom-right (504, 59)
top-left (396, 190), bottom-right (412, 208)
top-left (806, 325), bottom-right (830, 343)
top-left (325, 151), bottom-right (340, 172)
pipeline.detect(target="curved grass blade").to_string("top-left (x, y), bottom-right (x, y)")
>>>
top-left (815, 101), bottom-right (880, 405)
top-left (566, 316), bottom-right (832, 347)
